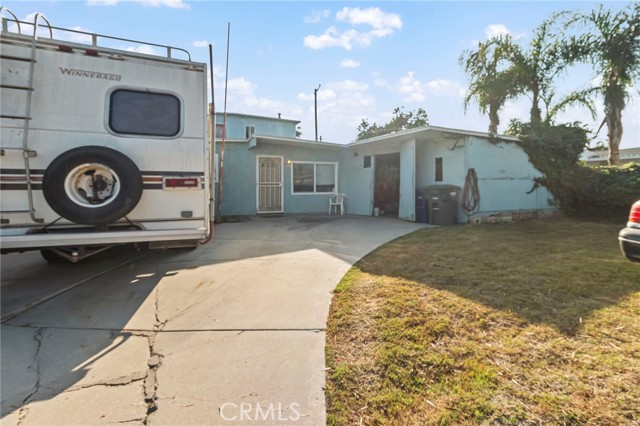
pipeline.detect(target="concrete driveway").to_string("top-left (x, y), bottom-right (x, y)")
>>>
top-left (1, 215), bottom-right (424, 426)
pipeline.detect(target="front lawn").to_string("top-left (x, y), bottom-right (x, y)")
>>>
top-left (326, 219), bottom-right (640, 426)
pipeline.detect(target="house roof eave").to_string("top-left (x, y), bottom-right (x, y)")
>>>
top-left (345, 126), bottom-right (521, 147)
top-left (249, 135), bottom-right (344, 150)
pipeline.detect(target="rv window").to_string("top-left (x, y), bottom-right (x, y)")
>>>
top-left (109, 89), bottom-right (180, 137)
top-left (435, 157), bottom-right (443, 182)
top-left (245, 126), bottom-right (255, 138)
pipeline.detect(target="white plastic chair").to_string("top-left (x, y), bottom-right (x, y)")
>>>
top-left (329, 193), bottom-right (346, 215)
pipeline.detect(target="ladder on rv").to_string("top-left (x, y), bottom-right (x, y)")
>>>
top-left (0, 8), bottom-right (51, 224)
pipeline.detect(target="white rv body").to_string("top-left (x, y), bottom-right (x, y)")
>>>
top-left (0, 12), bottom-right (212, 259)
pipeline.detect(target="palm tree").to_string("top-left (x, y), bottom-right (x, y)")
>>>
top-left (498, 16), bottom-right (596, 127)
top-left (564, 4), bottom-right (640, 165)
top-left (460, 37), bottom-right (519, 134)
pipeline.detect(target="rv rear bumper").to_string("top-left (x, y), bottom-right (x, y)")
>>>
top-left (0, 229), bottom-right (207, 250)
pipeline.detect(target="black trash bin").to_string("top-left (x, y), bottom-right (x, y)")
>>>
top-left (424, 185), bottom-right (460, 226)
top-left (415, 191), bottom-right (428, 223)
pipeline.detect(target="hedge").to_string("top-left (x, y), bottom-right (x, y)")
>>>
top-left (514, 123), bottom-right (640, 222)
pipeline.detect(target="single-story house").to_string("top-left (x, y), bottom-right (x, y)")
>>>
top-left (214, 112), bottom-right (556, 224)
top-left (581, 147), bottom-right (640, 166)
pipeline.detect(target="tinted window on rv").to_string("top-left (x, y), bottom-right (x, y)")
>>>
top-left (109, 89), bottom-right (181, 137)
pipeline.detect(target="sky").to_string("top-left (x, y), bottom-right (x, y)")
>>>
top-left (3, 1), bottom-right (639, 148)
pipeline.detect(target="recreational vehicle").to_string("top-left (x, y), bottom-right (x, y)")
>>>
top-left (0, 10), bottom-right (213, 262)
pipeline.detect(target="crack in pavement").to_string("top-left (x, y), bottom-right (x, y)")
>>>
top-left (16, 407), bottom-right (29, 426)
top-left (16, 328), bottom-right (44, 425)
top-left (62, 371), bottom-right (148, 393)
top-left (10, 327), bottom-right (152, 425)
top-left (117, 418), bottom-right (146, 424)
top-left (143, 286), bottom-right (168, 425)
top-left (21, 328), bottom-right (43, 404)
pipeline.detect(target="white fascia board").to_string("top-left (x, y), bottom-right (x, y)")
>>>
top-left (250, 135), bottom-right (343, 150)
top-left (215, 112), bottom-right (301, 124)
top-left (346, 126), bottom-right (521, 147)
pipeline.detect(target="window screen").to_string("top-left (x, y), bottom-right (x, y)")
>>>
top-left (109, 89), bottom-right (181, 137)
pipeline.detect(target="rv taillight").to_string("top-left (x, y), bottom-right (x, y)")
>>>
top-left (58, 45), bottom-right (73, 53)
top-left (85, 49), bottom-right (99, 56)
top-left (163, 177), bottom-right (200, 190)
top-left (629, 201), bottom-right (640, 224)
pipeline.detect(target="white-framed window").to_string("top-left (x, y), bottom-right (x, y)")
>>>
top-left (245, 126), bottom-right (255, 138)
top-left (291, 161), bottom-right (337, 194)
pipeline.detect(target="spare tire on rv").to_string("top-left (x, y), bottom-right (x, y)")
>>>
top-left (42, 146), bottom-right (143, 226)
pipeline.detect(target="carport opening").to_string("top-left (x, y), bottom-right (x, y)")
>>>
top-left (374, 153), bottom-right (400, 217)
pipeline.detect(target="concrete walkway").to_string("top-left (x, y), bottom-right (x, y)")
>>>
top-left (1, 215), bottom-right (424, 426)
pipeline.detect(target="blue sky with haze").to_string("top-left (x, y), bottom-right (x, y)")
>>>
top-left (3, 1), bottom-right (638, 148)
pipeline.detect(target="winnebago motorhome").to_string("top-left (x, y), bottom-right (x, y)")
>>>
top-left (0, 10), bottom-right (213, 262)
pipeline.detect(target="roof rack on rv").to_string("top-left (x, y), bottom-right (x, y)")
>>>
top-left (0, 7), bottom-right (191, 61)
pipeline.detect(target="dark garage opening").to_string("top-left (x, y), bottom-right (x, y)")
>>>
top-left (374, 153), bottom-right (400, 216)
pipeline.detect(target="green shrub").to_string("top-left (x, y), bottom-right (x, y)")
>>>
top-left (540, 163), bottom-right (639, 221)
top-left (515, 123), bottom-right (640, 222)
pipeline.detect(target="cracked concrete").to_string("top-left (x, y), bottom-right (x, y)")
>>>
top-left (1, 216), bottom-right (425, 425)
top-left (17, 382), bottom-right (147, 425)
top-left (1, 326), bottom-right (40, 418)
top-left (22, 328), bottom-right (43, 405)
top-left (64, 370), bottom-right (147, 392)
top-left (142, 286), bottom-right (169, 423)
top-left (1, 326), bottom-right (150, 425)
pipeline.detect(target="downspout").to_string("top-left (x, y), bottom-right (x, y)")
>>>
top-left (216, 23), bottom-right (230, 223)
top-left (200, 44), bottom-right (216, 245)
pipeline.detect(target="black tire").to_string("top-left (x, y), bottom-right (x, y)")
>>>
top-left (40, 249), bottom-right (67, 263)
top-left (42, 146), bottom-right (143, 225)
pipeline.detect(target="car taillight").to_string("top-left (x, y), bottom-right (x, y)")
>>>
top-left (629, 201), bottom-right (640, 224)
top-left (163, 177), bottom-right (200, 190)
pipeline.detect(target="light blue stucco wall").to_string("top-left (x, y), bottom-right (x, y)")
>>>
top-left (340, 143), bottom-right (408, 216)
top-left (215, 113), bottom-right (298, 139)
top-left (214, 141), bottom-right (255, 216)
top-left (214, 125), bottom-right (555, 221)
top-left (465, 136), bottom-right (554, 216)
top-left (339, 150), bottom-right (373, 216)
top-left (415, 136), bottom-right (554, 223)
top-left (399, 139), bottom-right (416, 221)
top-left (417, 138), bottom-right (467, 188)
top-left (215, 141), bottom-right (341, 216)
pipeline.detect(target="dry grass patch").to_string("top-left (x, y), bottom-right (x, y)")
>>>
top-left (326, 219), bottom-right (640, 426)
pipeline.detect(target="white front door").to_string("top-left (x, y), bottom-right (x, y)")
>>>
top-left (257, 156), bottom-right (283, 213)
